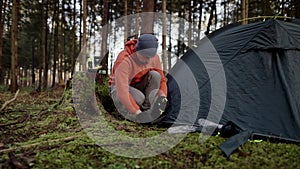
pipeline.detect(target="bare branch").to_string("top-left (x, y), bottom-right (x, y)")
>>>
top-left (0, 135), bottom-right (81, 154)
top-left (0, 89), bottom-right (20, 112)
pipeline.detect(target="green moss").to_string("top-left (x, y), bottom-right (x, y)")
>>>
top-left (0, 89), bottom-right (299, 169)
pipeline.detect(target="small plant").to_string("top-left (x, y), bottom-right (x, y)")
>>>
top-left (95, 77), bottom-right (116, 112)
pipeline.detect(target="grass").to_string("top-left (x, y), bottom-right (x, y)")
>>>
top-left (0, 86), bottom-right (299, 169)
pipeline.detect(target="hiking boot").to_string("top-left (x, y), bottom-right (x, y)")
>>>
top-left (150, 96), bottom-right (168, 123)
top-left (135, 96), bottom-right (168, 124)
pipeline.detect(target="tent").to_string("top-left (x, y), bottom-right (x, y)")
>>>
top-left (162, 19), bottom-right (300, 157)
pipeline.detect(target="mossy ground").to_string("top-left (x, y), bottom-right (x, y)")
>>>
top-left (0, 86), bottom-right (299, 169)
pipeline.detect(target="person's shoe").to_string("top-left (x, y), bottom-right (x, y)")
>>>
top-left (150, 96), bottom-right (168, 123)
top-left (136, 96), bottom-right (168, 124)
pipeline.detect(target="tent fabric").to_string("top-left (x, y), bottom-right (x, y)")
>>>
top-left (162, 19), bottom-right (300, 156)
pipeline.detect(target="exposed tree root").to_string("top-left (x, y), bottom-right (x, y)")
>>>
top-left (0, 89), bottom-right (20, 112)
top-left (0, 135), bottom-right (81, 154)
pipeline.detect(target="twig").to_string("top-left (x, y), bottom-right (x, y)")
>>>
top-left (0, 135), bottom-right (81, 154)
top-left (0, 89), bottom-right (20, 112)
top-left (81, 142), bottom-right (135, 147)
top-left (238, 15), bottom-right (293, 23)
top-left (0, 113), bottom-right (30, 128)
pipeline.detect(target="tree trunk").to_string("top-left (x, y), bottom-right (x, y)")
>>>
top-left (135, 0), bottom-right (141, 39)
top-left (177, 9), bottom-right (184, 58)
top-left (11, 0), bottom-right (19, 93)
top-left (42, 0), bottom-right (48, 89)
top-left (0, 0), bottom-right (3, 84)
top-left (1, 0), bottom-right (8, 85)
top-left (197, 1), bottom-right (203, 40)
top-left (162, 0), bottom-right (167, 72)
top-left (52, 0), bottom-right (59, 87)
top-left (206, 0), bottom-right (216, 35)
top-left (100, 0), bottom-right (109, 74)
top-left (124, 0), bottom-right (128, 43)
top-left (59, 0), bottom-right (65, 82)
top-left (31, 39), bottom-right (35, 86)
top-left (82, 0), bottom-right (87, 71)
top-left (242, 0), bottom-right (249, 24)
top-left (295, 1), bottom-right (300, 19)
top-left (188, 1), bottom-right (192, 46)
top-left (141, 0), bottom-right (155, 34)
top-left (168, 11), bottom-right (172, 71)
top-left (71, 0), bottom-right (77, 75)
top-left (79, 0), bottom-right (82, 53)
top-left (222, 1), bottom-right (226, 26)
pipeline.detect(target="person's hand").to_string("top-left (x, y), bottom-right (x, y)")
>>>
top-left (136, 110), bottom-right (153, 123)
top-left (135, 109), bottom-right (142, 115)
top-left (136, 96), bottom-right (169, 124)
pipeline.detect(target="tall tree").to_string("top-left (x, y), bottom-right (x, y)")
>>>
top-left (71, 0), bottom-right (77, 74)
top-left (295, 1), bottom-right (300, 19)
top-left (135, 0), bottom-right (141, 38)
top-left (162, 0), bottom-right (167, 72)
top-left (42, 0), bottom-right (48, 89)
top-left (242, 0), bottom-right (249, 24)
top-left (187, 1), bottom-right (192, 46)
top-left (58, 0), bottom-right (66, 82)
top-left (100, 0), bottom-right (110, 74)
top-left (82, 0), bottom-right (87, 71)
top-left (141, 0), bottom-right (155, 34)
top-left (124, 0), bottom-right (128, 43)
top-left (197, 1), bottom-right (203, 40)
top-left (167, 10), bottom-right (172, 71)
top-left (11, 0), bottom-right (19, 92)
top-left (0, 0), bottom-right (3, 84)
top-left (31, 38), bottom-right (36, 86)
top-left (52, 0), bottom-right (59, 87)
top-left (206, 0), bottom-right (216, 35)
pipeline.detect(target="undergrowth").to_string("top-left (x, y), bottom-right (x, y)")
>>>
top-left (0, 85), bottom-right (299, 169)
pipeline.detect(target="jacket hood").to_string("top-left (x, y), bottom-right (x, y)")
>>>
top-left (125, 39), bottom-right (138, 55)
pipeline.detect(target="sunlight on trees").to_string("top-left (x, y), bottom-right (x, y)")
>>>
top-left (0, 0), bottom-right (298, 91)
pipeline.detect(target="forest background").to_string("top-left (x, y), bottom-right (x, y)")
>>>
top-left (1, 0), bottom-right (300, 92)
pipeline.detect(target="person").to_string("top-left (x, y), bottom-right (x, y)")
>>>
top-left (109, 34), bottom-right (168, 123)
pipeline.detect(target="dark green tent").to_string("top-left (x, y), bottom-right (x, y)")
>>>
top-left (163, 19), bottom-right (300, 157)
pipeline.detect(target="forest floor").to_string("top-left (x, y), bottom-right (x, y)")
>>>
top-left (0, 85), bottom-right (299, 169)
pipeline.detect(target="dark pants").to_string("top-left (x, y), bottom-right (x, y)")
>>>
top-left (110, 70), bottom-right (161, 114)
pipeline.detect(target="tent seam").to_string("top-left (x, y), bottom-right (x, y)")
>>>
top-left (221, 20), bottom-right (273, 68)
top-left (197, 21), bottom-right (271, 90)
top-left (276, 20), bottom-right (300, 48)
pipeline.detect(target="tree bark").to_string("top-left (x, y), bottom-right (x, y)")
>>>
top-left (188, 1), bottom-right (192, 46)
top-left (295, 1), bottom-right (300, 19)
top-left (52, 0), bottom-right (59, 87)
top-left (11, 0), bottom-right (19, 93)
top-left (100, 0), bottom-right (109, 74)
top-left (59, 0), bottom-right (65, 82)
top-left (197, 1), bottom-right (203, 40)
top-left (42, 0), bottom-right (48, 89)
top-left (71, 0), bottom-right (77, 75)
top-left (31, 39), bottom-right (35, 86)
top-left (124, 0), bottom-right (128, 43)
top-left (1, 0), bottom-right (7, 85)
top-left (206, 0), bottom-right (216, 35)
top-left (162, 0), bottom-right (167, 72)
top-left (135, 0), bottom-right (141, 39)
top-left (242, 0), bottom-right (249, 24)
top-left (82, 0), bottom-right (87, 71)
top-left (0, 0), bottom-right (3, 84)
top-left (168, 11), bottom-right (172, 71)
top-left (141, 0), bottom-right (155, 34)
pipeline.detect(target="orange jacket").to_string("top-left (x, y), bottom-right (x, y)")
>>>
top-left (109, 39), bottom-right (167, 113)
